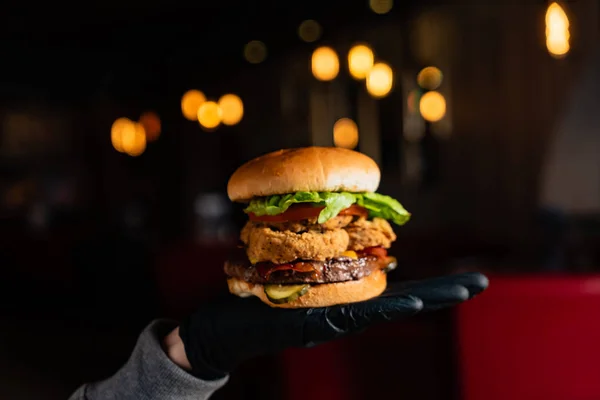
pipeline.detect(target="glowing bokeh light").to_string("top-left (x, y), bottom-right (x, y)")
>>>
top-left (197, 101), bottom-right (222, 129)
top-left (545, 2), bottom-right (570, 58)
top-left (369, 0), bottom-right (393, 14)
top-left (244, 41), bottom-right (267, 64)
top-left (419, 91), bottom-right (446, 122)
top-left (111, 118), bottom-right (135, 153)
top-left (546, 37), bottom-right (570, 57)
top-left (122, 123), bottom-right (147, 157)
top-left (139, 111), bottom-right (161, 142)
top-left (218, 94), bottom-right (244, 126)
top-left (333, 118), bottom-right (359, 149)
top-left (366, 62), bottom-right (393, 98)
top-left (181, 90), bottom-right (206, 121)
top-left (348, 44), bottom-right (374, 80)
top-left (311, 46), bottom-right (339, 81)
top-left (298, 20), bottom-right (322, 43)
top-left (546, 2), bottom-right (569, 31)
top-left (417, 66), bottom-right (443, 90)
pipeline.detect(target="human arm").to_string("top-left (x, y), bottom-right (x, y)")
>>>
top-left (68, 321), bottom-right (227, 400)
top-left (69, 272), bottom-right (488, 398)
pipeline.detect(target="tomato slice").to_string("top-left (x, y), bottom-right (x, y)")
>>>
top-left (249, 204), bottom-right (323, 222)
top-left (339, 204), bottom-right (369, 218)
top-left (249, 204), bottom-right (368, 223)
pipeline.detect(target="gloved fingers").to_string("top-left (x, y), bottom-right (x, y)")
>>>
top-left (439, 272), bottom-right (489, 298)
top-left (383, 272), bottom-right (489, 300)
top-left (301, 294), bottom-right (423, 346)
top-left (344, 294), bottom-right (425, 325)
top-left (403, 283), bottom-right (469, 312)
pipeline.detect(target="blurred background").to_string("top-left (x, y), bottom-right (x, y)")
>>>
top-left (1, 1), bottom-right (599, 399)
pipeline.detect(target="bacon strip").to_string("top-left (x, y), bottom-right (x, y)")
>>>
top-left (256, 262), bottom-right (317, 280)
top-left (359, 246), bottom-right (388, 259)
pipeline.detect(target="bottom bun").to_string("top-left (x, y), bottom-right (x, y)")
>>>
top-left (227, 269), bottom-right (387, 308)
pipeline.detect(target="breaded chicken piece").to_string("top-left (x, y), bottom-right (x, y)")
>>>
top-left (241, 221), bottom-right (350, 264)
top-left (346, 217), bottom-right (397, 250)
top-left (262, 215), bottom-right (353, 233)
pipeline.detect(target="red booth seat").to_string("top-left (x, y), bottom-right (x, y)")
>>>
top-left (457, 274), bottom-right (600, 400)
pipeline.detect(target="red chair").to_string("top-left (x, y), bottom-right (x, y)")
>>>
top-left (278, 318), bottom-right (451, 400)
top-left (456, 274), bottom-right (600, 400)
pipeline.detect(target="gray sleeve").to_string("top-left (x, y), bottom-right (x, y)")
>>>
top-left (68, 320), bottom-right (228, 400)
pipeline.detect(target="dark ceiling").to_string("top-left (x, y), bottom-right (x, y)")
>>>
top-left (1, 1), bottom-right (423, 103)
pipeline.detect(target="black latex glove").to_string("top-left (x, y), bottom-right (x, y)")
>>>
top-left (179, 272), bottom-right (488, 380)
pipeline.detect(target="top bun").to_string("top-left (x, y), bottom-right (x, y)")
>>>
top-left (227, 147), bottom-right (380, 202)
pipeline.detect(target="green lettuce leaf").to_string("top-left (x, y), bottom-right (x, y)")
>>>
top-left (354, 192), bottom-right (411, 226)
top-left (244, 191), bottom-right (410, 225)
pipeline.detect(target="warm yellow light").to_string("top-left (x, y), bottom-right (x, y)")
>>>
top-left (244, 40), bottom-right (267, 64)
top-left (111, 118), bottom-right (135, 153)
top-left (218, 94), bottom-right (244, 126)
top-left (139, 111), bottom-right (161, 142)
top-left (311, 46), bottom-right (339, 81)
top-left (545, 2), bottom-right (570, 57)
top-left (366, 62), bottom-right (393, 98)
top-left (181, 90), bottom-right (206, 121)
top-left (419, 91), bottom-right (446, 122)
top-left (417, 66), bottom-right (443, 90)
top-left (197, 101), bottom-right (222, 129)
top-left (546, 3), bottom-right (569, 31)
top-left (369, 0), bottom-right (393, 14)
top-left (122, 123), bottom-right (147, 157)
top-left (348, 44), bottom-right (374, 80)
top-left (298, 20), bottom-right (322, 43)
top-left (333, 118), bottom-right (359, 149)
top-left (546, 36), bottom-right (570, 57)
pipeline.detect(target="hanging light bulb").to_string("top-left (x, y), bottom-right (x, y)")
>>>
top-left (181, 90), bottom-right (206, 121)
top-left (218, 94), bottom-right (244, 126)
top-left (348, 44), bottom-right (374, 80)
top-left (197, 101), bottom-right (222, 129)
top-left (419, 91), bottom-right (446, 122)
top-left (366, 62), bottom-right (394, 98)
top-left (311, 46), bottom-right (339, 81)
top-left (545, 2), bottom-right (570, 58)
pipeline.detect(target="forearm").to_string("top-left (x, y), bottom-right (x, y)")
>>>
top-left (68, 320), bottom-right (228, 400)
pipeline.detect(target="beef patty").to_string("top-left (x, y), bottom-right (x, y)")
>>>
top-left (224, 250), bottom-right (394, 284)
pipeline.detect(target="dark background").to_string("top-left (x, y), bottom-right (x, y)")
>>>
top-left (1, 1), bottom-right (599, 399)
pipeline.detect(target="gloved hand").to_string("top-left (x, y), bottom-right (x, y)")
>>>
top-left (177, 272), bottom-right (488, 380)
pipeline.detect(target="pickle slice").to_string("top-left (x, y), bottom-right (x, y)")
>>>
top-left (264, 284), bottom-right (309, 304)
top-left (383, 256), bottom-right (398, 273)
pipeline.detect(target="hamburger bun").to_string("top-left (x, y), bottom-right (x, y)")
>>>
top-left (227, 268), bottom-right (388, 308)
top-left (227, 147), bottom-right (381, 202)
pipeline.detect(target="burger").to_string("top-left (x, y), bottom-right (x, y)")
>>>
top-left (224, 146), bottom-right (410, 308)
